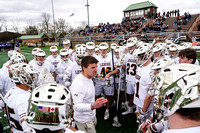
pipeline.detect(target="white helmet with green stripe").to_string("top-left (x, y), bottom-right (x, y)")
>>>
top-left (154, 63), bottom-right (200, 121)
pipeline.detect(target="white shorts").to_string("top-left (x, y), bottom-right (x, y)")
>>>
top-left (114, 82), bottom-right (125, 91)
top-left (95, 83), bottom-right (114, 96)
top-left (126, 82), bottom-right (135, 94)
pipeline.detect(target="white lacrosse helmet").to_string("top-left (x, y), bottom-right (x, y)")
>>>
top-left (63, 39), bottom-right (71, 49)
top-left (50, 46), bottom-right (58, 52)
top-left (165, 39), bottom-right (173, 44)
top-left (153, 43), bottom-right (166, 61)
top-left (8, 50), bottom-right (17, 58)
top-left (110, 43), bottom-right (117, 50)
top-left (99, 42), bottom-right (109, 58)
top-left (81, 44), bottom-right (86, 49)
top-left (99, 42), bottom-right (108, 50)
top-left (134, 43), bottom-right (153, 67)
top-left (9, 63), bottom-right (38, 88)
top-left (26, 83), bottom-right (72, 131)
top-left (86, 42), bottom-right (95, 56)
top-left (10, 52), bottom-right (27, 64)
top-left (177, 42), bottom-right (192, 51)
top-left (151, 57), bottom-right (175, 71)
top-left (127, 37), bottom-right (138, 44)
top-left (149, 57), bottom-right (175, 106)
top-left (154, 63), bottom-right (200, 121)
top-left (60, 49), bottom-right (69, 62)
top-left (86, 42), bottom-right (95, 50)
top-left (35, 49), bottom-right (46, 66)
top-left (94, 45), bottom-right (99, 55)
top-left (75, 47), bottom-right (86, 65)
top-left (168, 43), bottom-right (178, 58)
top-left (135, 40), bottom-right (144, 48)
top-left (32, 48), bottom-right (41, 56)
top-left (50, 46), bottom-right (58, 58)
top-left (75, 44), bottom-right (82, 50)
top-left (127, 38), bottom-right (137, 54)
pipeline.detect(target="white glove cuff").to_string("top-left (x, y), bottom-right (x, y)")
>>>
top-left (155, 122), bottom-right (164, 132)
top-left (150, 123), bottom-right (158, 133)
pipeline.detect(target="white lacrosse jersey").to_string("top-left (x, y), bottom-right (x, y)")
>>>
top-left (134, 62), bottom-right (153, 111)
top-left (114, 57), bottom-right (125, 84)
top-left (108, 51), bottom-right (114, 57)
top-left (123, 53), bottom-right (137, 84)
top-left (28, 59), bottom-right (35, 66)
top-left (95, 54), bottom-right (114, 85)
top-left (46, 55), bottom-right (61, 68)
top-left (64, 61), bottom-right (82, 85)
top-left (2, 60), bottom-right (10, 68)
top-left (31, 61), bottom-right (55, 74)
top-left (4, 86), bottom-right (31, 133)
top-left (70, 73), bottom-right (96, 124)
top-left (68, 48), bottom-right (75, 61)
top-left (0, 67), bottom-right (15, 96)
top-left (56, 60), bottom-right (72, 85)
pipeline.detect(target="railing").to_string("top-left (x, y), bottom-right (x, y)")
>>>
top-left (65, 31), bottom-right (200, 43)
top-left (189, 14), bottom-right (200, 32)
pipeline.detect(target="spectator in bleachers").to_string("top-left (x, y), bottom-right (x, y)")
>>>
top-left (177, 25), bottom-right (182, 31)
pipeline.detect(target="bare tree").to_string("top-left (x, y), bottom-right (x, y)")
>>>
top-left (3, 18), bottom-right (8, 31)
top-left (55, 18), bottom-right (67, 34)
top-left (41, 12), bottom-right (51, 33)
top-left (23, 25), bottom-right (38, 35)
top-left (0, 17), bottom-right (5, 31)
top-left (22, 19), bottom-right (38, 35)
top-left (80, 21), bottom-right (87, 28)
top-left (12, 18), bottom-right (20, 33)
top-left (0, 17), bottom-right (8, 31)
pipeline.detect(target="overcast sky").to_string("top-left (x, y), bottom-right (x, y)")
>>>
top-left (1, 0), bottom-right (200, 32)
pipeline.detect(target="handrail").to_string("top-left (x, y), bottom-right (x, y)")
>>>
top-left (189, 14), bottom-right (200, 32)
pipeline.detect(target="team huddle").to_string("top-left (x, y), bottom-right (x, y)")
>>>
top-left (0, 37), bottom-right (200, 133)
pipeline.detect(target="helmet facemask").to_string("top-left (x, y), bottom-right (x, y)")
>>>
top-left (63, 39), bottom-right (71, 49)
top-left (153, 43), bottom-right (166, 62)
top-left (86, 49), bottom-right (94, 56)
top-left (35, 50), bottom-right (46, 66)
top-left (100, 49), bottom-right (108, 58)
top-left (99, 42), bottom-right (108, 58)
top-left (86, 42), bottom-right (95, 55)
top-left (36, 56), bottom-right (46, 66)
top-left (50, 46), bottom-right (58, 58)
top-left (75, 47), bottom-right (86, 65)
top-left (60, 49), bottom-right (69, 63)
top-left (135, 50), bottom-right (152, 67)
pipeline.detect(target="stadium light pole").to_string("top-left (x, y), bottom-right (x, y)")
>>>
top-left (51, 0), bottom-right (56, 44)
top-left (85, 0), bottom-right (90, 27)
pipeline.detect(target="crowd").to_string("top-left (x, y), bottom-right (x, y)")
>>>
top-left (75, 9), bottom-right (195, 42)
top-left (0, 37), bottom-right (200, 133)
